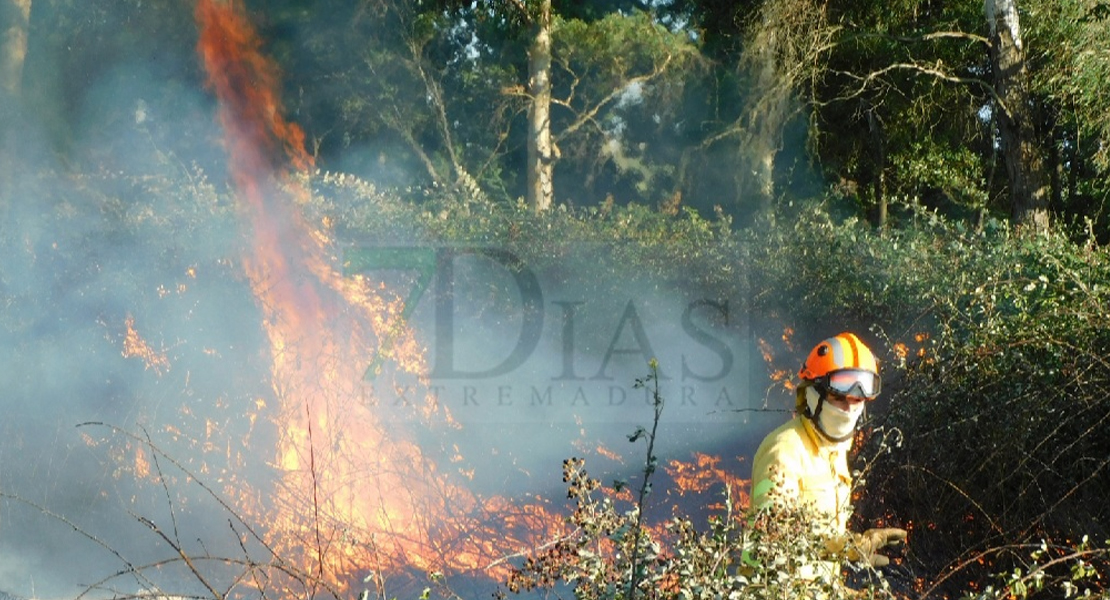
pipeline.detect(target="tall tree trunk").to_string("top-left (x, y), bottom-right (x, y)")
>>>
top-left (745, 29), bottom-right (783, 213)
top-left (526, 0), bottom-right (553, 213)
top-left (1048, 129), bottom-right (1061, 211)
top-left (868, 105), bottom-right (887, 227)
top-left (738, 0), bottom-right (834, 217)
top-left (1, 0), bottom-right (31, 95)
top-left (986, 0), bottom-right (1050, 232)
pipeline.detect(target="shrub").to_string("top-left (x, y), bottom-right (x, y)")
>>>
top-left (502, 457), bottom-right (896, 600)
top-left (854, 223), bottom-right (1110, 598)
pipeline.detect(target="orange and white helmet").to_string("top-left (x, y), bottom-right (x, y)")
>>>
top-left (799, 332), bottom-right (881, 400)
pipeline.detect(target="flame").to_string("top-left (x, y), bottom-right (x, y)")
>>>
top-left (134, 444), bottom-right (151, 480)
top-left (894, 332), bottom-right (931, 364)
top-left (194, 0), bottom-right (560, 591)
top-left (757, 338), bottom-right (774, 364)
top-left (757, 330), bottom-right (797, 394)
top-left (666, 453), bottom-right (747, 499)
top-left (122, 314), bottom-right (171, 375)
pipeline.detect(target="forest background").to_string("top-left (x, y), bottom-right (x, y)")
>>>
top-left (1, 0), bottom-right (1109, 599)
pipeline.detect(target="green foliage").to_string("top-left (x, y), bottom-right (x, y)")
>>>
top-left (554, 12), bottom-right (680, 86)
top-left (503, 458), bottom-right (887, 600)
top-left (888, 142), bottom-right (990, 212)
top-left (811, 0), bottom-right (996, 221)
top-left (1021, 0), bottom-right (1110, 237)
top-left (547, 10), bottom-right (705, 208)
top-left (14, 0), bottom-right (1110, 230)
top-left (1027, 0), bottom-right (1110, 170)
top-left (956, 538), bottom-right (1110, 600)
top-left (851, 223), bottom-right (1110, 597)
top-left (306, 170), bottom-right (741, 297)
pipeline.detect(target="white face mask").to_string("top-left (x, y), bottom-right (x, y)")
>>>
top-left (817, 398), bottom-right (864, 440)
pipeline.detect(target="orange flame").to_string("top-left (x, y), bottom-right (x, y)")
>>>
top-left (667, 453), bottom-right (747, 500)
top-left (758, 328), bottom-right (798, 394)
top-left (194, 0), bottom-right (560, 592)
top-left (122, 314), bottom-right (171, 375)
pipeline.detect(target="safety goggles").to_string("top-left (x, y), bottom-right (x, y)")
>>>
top-left (819, 369), bottom-right (881, 400)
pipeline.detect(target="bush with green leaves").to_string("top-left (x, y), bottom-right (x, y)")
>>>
top-left (501, 456), bottom-right (900, 600)
top-left (855, 222), bottom-right (1110, 598)
top-left (720, 202), bottom-right (1110, 598)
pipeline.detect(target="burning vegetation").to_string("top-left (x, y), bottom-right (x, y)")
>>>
top-left (3, 2), bottom-right (1110, 600)
top-left (192, 0), bottom-right (570, 592)
top-left (182, 2), bottom-right (755, 597)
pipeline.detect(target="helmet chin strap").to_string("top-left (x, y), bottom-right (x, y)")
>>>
top-left (804, 384), bottom-right (823, 418)
top-left (805, 385), bottom-right (859, 443)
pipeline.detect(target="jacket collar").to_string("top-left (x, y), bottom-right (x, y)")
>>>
top-left (800, 415), bottom-right (853, 454)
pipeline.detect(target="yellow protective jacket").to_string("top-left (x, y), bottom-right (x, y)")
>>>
top-left (751, 415), bottom-right (853, 531)
top-left (749, 415), bottom-right (856, 587)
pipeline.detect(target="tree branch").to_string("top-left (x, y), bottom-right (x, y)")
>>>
top-left (134, 514), bottom-right (225, 600)
top-left (554, 53), bottom-right (675, 143)
top-left (827, 62), bottom-right (1009, 116)
top-left (841, 30), bottom-right (991, 46)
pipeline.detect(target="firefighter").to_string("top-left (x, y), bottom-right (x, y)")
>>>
top-left (750, 332), bottom-right (907, 576)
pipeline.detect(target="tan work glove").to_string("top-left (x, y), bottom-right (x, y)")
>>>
top-left (847, 528), bottom-right (907, 567)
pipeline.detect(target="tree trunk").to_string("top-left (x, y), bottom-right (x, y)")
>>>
top-left (986, 0), bottom-right (1050, 232)
top-left (752, 134), bottom-right (775, 209)
top-left (739, 0), bottom-right (834, 217)
top-left (526, 0), bottom-right (553, 213)
top-left (746, 31), bottom-right (782, 213)
top-left (1, 0), bottom-right (31, 95)
top-left (1048, 128), bottom-right (1061, 211)
top-left (868, 106), bottom-right (887, 227)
